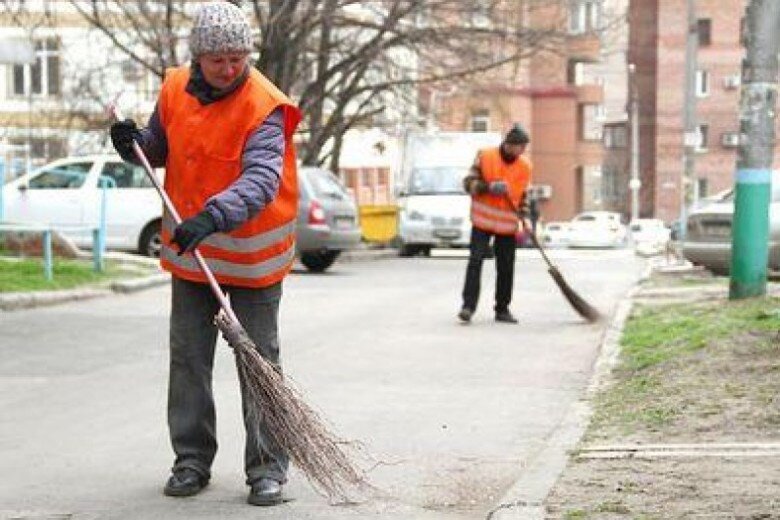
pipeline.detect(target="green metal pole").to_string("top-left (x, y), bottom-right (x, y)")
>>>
top-left (729, 0), bottom-right (780, 300)
top-left (42, 229), bottom-right (52, 282)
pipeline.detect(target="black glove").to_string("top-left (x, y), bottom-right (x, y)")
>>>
top-left (488, 181), bottom-right (508, 195)
top-left (171, 210), bottom-right (218, 255)
top-left (110, 119), bottom-right (140, 161)
top-left (518, 192), bottom-right (531, 218)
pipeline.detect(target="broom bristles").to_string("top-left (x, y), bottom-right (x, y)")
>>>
top-left (548, 267), bottom-right (601, 323)
top-left (215, 311), bottom-right (370, 502)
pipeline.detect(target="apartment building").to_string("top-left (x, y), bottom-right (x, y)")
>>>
top-left (627, 0), bottom-right (780, 223)
top-left (429, 0), bottom-right (611, 222)
top-left (0, 4), bottom-right (161, 178)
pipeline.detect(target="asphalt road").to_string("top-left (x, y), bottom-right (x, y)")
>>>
top-left (0, 248), bottom-right (644, 519)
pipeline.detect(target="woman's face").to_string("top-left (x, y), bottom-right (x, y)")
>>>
top-left (198, 52), bottom-right (249, 89)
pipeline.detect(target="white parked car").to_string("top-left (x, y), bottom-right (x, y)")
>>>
top-left (567, 211), bottom-right (627, 248)
top-left (629, 218), bottom-right (670, 246)
top-left (2, 155), bottom-right (163, 256)
top-left (539, 221), bottom-right (570, 248)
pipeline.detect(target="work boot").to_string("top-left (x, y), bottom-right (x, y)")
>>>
top-left (495, 309), bottom-right (519, 324)
top-left (457, 307), bottom-right (473, 323)
top-left (247, 478), bottom-right (283, 506)
top-left (163, 468), bottom-right (208, 497)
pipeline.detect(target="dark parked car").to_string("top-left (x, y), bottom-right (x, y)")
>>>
top-left (683, 180), bottom-right (780, 274)
top-left (295, 167), bottom-right (361, 272)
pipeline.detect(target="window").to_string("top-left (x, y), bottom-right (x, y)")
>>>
top-left (695, 69), bottom-right (709, 97)
top-left (569, 0), bottom-right (601, 34)
top-left (696, 124), bottom-right (709, 150)
top-left (603, 126), bottom-right (627, 148)
top-left (9, 136), bottom-right (66, 163)
top-left (28, 162), bottom-right (91, 190)
top-left (471, 0), bottom-right (490, 28)
top-left (696, 177), bottom-right (709, 199)
top-left (567, 60), bottom-right (584, 85)
top-left (697, 19), bottom-right (712, 46)
top-left (579, 104), bottom-right (602, 141)
top-left (11, 38), bottom-right (60, 97)
top-left (100, 162), bottom-right (153, 189)
top-left (470, 109), bottom-right (490, 132)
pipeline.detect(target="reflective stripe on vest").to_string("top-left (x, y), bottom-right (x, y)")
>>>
top-left (470, 200), bottom-right (519, 235)
top-left (162, 214), bottom-right (295, 253)
top-left (161, 241), bottom-right (296, 281)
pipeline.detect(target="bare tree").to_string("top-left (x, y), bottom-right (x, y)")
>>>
top-left (5, 0), bottom-right (594, 169)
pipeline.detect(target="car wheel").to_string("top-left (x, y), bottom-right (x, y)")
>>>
top-left (139, 220), bottom-right (162, 258)
top-left (300, 250), bottom-right (340, 272)
top-left (399, 243), bottom-right (418, 257)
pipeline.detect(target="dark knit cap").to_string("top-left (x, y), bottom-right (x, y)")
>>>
top-left (505, 124), bottom-right (530, 145)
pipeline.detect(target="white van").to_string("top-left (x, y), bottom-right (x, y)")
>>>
top-left (397, 131), bottom-right (501, 256)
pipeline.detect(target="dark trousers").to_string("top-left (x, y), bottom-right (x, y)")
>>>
top-left (461, 226), bottom-right (516, 313)
top-left (168, 277), bottom-right (288, 485)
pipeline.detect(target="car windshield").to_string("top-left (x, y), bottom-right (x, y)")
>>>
top-left (575, 215), bottom-right (597, 222)
top-left (408, 167), bottom-right (465, 195)
top-left (306, 169), bottom-right (348, 200)
top-left (28, 162), bottom-right (91, 189)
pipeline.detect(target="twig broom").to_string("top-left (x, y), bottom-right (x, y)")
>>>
top-left (508, 194), bottom-right (600, 323)
top-left (521, 218), bottom-right (601, 322)
top-left (109, 106), bottom-right (368, 501)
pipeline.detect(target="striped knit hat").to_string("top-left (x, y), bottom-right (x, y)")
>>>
top-left (189, 1), bottom-right (253, 57)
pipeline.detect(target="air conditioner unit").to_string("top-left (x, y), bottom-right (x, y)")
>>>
top-left (723, 74), bottom-right (741, 90)
top-left (721, 132), bottom-right (740, 148)
top-left (530, 184), bottom-right (553, 200)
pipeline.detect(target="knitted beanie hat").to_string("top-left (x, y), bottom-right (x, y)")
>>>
top-left (189, 1), bottom-right (253, 57)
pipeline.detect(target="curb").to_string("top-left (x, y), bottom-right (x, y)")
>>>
top-left (1, 248), bottom-right (396, 311)
top-left (0, 287), bottom-right (113, 311)
top-left (486, 263), bottom-right (650, 520)
top-left (0, 272), bottom-right (171, 311)
top-left (338, 247), bottom-right (399, 262)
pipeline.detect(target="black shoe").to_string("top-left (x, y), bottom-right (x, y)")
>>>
top-left (163, 468), bottom-right (208, 497)
top-left (495, 310), bottom-right (519, 324)
top-left (458, 307), bottom-right (473, 323)
top-left (247, 478), bottom-right (283, 506)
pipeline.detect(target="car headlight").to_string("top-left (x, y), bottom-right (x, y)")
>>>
top-left (407, 210), bottom-right (426, 221)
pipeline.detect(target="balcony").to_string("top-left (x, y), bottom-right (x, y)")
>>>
top-left (574, 83), bottom-right (603, 105)
top-left (567, 32), bottom-right (601, 63)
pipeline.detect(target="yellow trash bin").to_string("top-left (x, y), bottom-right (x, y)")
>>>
top-left (358, 204), bottom-right (399, 243)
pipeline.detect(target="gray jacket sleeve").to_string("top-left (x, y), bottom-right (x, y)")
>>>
top-left (204, 107), bottom-right (285, 232)
top-left (129, 105), bottom-right (168, 168)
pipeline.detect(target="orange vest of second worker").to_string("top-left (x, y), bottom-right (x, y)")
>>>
top-left (157, 66), bottom-right (302, 288)
top-left (470, 147), bottom-right (533, 236)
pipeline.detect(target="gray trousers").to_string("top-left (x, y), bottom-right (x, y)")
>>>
top-left (168, 276), bottom-right (288, 485)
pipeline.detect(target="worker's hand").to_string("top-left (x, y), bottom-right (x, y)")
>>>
top-left (488, 180), bottom-right (508, 195)
top-left (519, 197), bottom-right (531, 218)
top-left (171, 210), bottom-right (218, 255)
top-left (110, 119), bottom-right (140, 160)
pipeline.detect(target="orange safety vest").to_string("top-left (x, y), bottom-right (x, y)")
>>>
top-left (470, 147), bottom-right (532, 236)
top-left (157, 66), bottom-right (302, 288)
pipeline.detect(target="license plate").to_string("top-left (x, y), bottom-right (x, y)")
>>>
top-left (334, 217), bottom-right (353, 230)
top-left (434, 228), bottom-right (460, 239)
top-left (702, 223), bottom-right (730, 237)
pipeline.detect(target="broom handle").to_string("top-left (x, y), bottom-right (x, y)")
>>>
top-left (503, 192), bottom-right (555, 269)
top-left (109, 106), bottom-right (239, 324)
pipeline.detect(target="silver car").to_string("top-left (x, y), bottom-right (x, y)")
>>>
top-left (295, 167), bottom-right (361, 272)
top-left (683, 181), bottom-right (780, 275)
